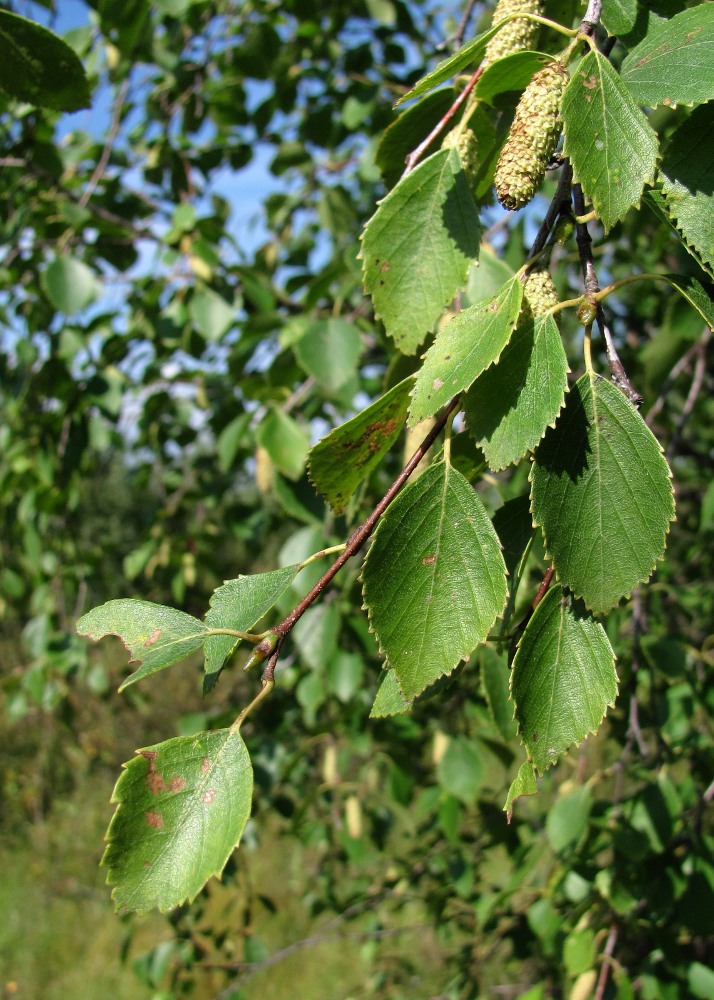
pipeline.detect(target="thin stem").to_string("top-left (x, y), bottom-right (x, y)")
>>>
top-left (647, 325), bottom-right (712, 427)
top-left (79, 77), bottom-right (129, 209)
top-left (583, 324), bottom-right (594, 374)
top-left (231, 678), bottom-right (275, 732)
top-left (404, 71), bottom-right (482, 175)
top-left (594, 924), bottom-right (618, 1000)
top-left (299, 543), bottom-right (347, 568)
top-left (205, 628), bottom-right (266, 643)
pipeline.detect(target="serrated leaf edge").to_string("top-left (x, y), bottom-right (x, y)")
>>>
top-left (509, 587), bottom-right (619, 775)
top-left (102, 731), bottom-right (252, 915)
top-left (528, 375), bottom-right (676, 616)
top-left (466, 314), bottom-right (571, 471)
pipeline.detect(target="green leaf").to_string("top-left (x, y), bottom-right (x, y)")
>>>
top-left (42, 257), bottom-right (100, 314)
top-left (102, 728), bottom-right (253, 913)
top-left (370, 669), bottom-right (412, 717)
top-left (659, 105), bottom-right (714, 276)
top-left (189, 287), bottom-right (235, 341)
top-left (531, 373), bottom-right (675, 615)
top-left (463, 314), bottom-right (569, 471)
top-left (203, 565), bottom-right (301, 685)
top-left (376, 88), bottom-right (456, 190)
top-left (643, 189), bottom-right (714, 279)
top-left (256, 409), bottom-right (310, 482)
top-left (0, 10), bottom-right (90, 111)
top-left (620, 4), bottom-right (714, 107)
top-left (409, 277), bottom-right (523, 425)
top-left (436, 736), bottom-right (484, 804)
top-left (476, 51), bottom-right (554, 105)
top-left (362, 459), bottom-right (507, 699)
top-left (503, 760), bottom-right (537, 821)
top-left (308, 376), bottom-right (414, 514)
top-left (660, 273), bottom-right (714, 326)
top-left (562, 50), bottom-right (658, 232)
top-left (510, 586), bottom-right (618, 773)
top-left (294, 318), bottom-right (362, 393)
top-left (361, 148), bottom-right (481, 354)
top-left (396, 23), bottom-right (502, 106)
top-left (76, 600), bottom-right (208, 691)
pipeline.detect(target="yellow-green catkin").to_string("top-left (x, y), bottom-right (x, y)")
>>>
top-left (442, 124), bottom-right (480, 191)
top-left (521, 264), bottom-right (559, 321)
top-left (494, 61), bottom-right (569, 211)
top-left (483, 0), bottom-right (544, 68)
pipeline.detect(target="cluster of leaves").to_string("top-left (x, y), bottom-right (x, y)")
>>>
top-left (1, 1), bottom-right (713, 996)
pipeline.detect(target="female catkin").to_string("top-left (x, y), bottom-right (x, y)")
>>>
top-left (494, 61), bottom-right (569, 211)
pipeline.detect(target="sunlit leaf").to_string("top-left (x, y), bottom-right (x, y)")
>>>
top-left (563, 50), bottom-right (658, 232)
top-left (76, 601), bottom-right (208, 691)
top-left (620, 4), bottom-right (714, 106)
top-left (361, 148), bottom-right (481, 354)
top-left (410, 277), bottom-right (523, 425)
top-left (103, 729), bottom-right (253, 913)
top-left (362, 459), bottom-right (507, 699)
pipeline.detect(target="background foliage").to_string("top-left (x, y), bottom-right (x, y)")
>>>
top-left (1, 0), bottom-right (713, 997)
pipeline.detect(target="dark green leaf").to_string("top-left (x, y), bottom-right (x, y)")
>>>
top-left (463, 314), bottom-right (569, 471)
top-left (531, 373), bottom-right (675, 614)
top-left (659, 105), bottom-right (714, 276)
top-left (376, 88), bottom-right (456, 190)
top-left (511, 587), bottom-right (618, 772)
top-left (0, 10), bottom-right (90, 111)
top-left (476, 51), bottom-right (554, 105)
top-left (308, 376), bottom-right (413, 514)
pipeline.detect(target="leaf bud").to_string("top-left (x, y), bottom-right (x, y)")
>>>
top-left (483, 0), bottom-right (544, 68)
top-left (494, 61), bottom-right (569, 211)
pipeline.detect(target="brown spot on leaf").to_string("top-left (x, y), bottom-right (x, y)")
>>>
top-left (146, 811), bottom-right (164, 829)
top-left (147, 772), bottom-right (168, 794)
top-left (433, 378), bottom-right (444, 391)
top-left (200, 757), bottom-right (211, 775)
top-left (379, 260), bottom-right (390, 274)
top-left (422, 555), bottom-right (437, 566)
top-left (203, 789), bottom-right (217, 804)
top-left (488, 300), bottom-right (499, 312)
top-left (170, 776), bottom-right (188, 793)
top-left (144, 628), bottom-right (162, 647)
top-left (582, 73), bottom-right (597, 90)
